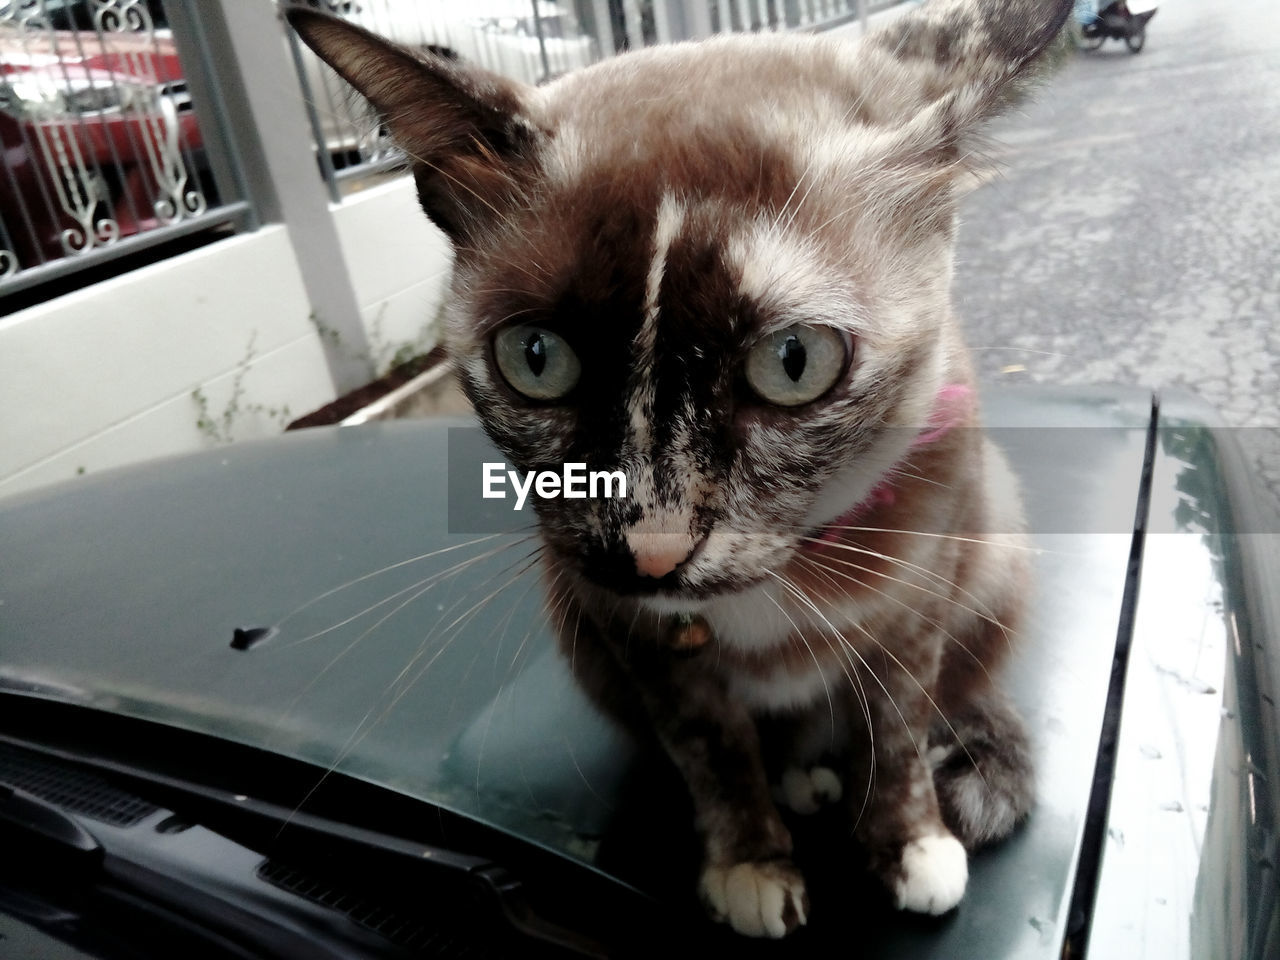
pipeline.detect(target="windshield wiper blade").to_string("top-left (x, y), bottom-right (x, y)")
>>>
top-left (1, 733), bottom-right (607, 957)
top-left (0, 782), bottom-right (103, 873)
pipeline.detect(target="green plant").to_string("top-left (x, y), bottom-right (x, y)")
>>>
top-left (191, 332), bottom-right (292, 445)
top-left (309, 309), bottom-right (344, 351)
top-left (309, 304), bottom-right (440, 378)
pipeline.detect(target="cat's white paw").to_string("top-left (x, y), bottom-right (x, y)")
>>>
top-left (893, 833), bottom-right (968, 915)
top-left (777, 765), bottom-right (843, 815)
top-left (699, 860), bottom-right (808, 938)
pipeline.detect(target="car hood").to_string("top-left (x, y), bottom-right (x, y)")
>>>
top-left (6, 383), bottom-right (1256, 957)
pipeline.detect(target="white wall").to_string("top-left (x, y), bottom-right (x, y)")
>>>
top-left (332, 178), bottom-right (454, 372)
top-left (0, 177), bottom-right (452, 499)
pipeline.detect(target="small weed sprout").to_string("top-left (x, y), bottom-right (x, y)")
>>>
top-left (191, 332), bottom-right (292, 445)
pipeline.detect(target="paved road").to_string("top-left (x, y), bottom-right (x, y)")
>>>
top-left (949, 0), bottom-right (1280, 508)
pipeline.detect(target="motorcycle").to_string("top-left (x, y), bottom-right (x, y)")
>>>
top-left (1075, 1), bottom-right (1158, 53)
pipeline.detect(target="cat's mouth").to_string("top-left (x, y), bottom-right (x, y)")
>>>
top-left (576, 561), bottom-right (769, 608)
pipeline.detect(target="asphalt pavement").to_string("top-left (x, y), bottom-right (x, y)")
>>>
top-left (947, 0), bottom-right (1280, 507)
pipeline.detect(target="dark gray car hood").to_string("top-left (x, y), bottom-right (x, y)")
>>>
top-left (0, 384), bottom-right (1171, 956)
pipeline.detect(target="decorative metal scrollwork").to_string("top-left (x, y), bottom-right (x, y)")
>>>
top-left (92, 0), bottom-right (208, 228)
top-left (0, 0), bottom-right (209, 272)
top-left (0, 0), bottom-right (42, 26)
top-left (91, 0), bottom-right (153, 34)
top-left (33, 124), bottom-right (121, 256)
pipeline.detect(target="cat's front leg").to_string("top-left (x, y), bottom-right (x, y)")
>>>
top-left (644, 668), bottom-right (809, 937)
top-left (615, 648), bottom-right (808, 938)
top-left (849, 678), bottom-right (969, 915)
top-left (554, 599), bottom-right (807, 937)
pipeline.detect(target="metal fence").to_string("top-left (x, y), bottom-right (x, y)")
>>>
top-left (0, 0), bottom-right (894, 302)
top-left (288, 0), bottom-right (892, 201)
top-left (286, 0), bottom-right (605, 200)
top-left (0, 0), bottom-right (249, 298)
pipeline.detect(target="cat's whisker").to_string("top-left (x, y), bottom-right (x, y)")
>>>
top-left (488, 305), bottom-right (548, 326)
top-left (355, 542), bottom-right (545, 721)
top-left (266, 556), bottom-right (512, 836)
top-left (486, 545), bottom-right (551, 673)
top-left (764, 574), bottom-right (875, 722)
top-left (797, 540), bottom-right (1013, 647)
top-left (767, 576), bottom-right (873, 736)
top-left (764, 571), bottom-right (882, 829)
top-left (806, 525), bottom-right (1041, 552)
top-left (272, 533), bottom-right (510, 632)
top-left (797, 553), bottom-right (995, 684)
top-left (823, 615), bottom-right (923, 758)
top-left (774, 161), bottom-right (814, 230)
top-left (778, 555), bottom-right (901, 757)
top-left (759, 571), bottom-right (840, 737)
top-left (762, 572), bottom-right (881, 833)
top-left (303, 552), bottom-right (546, 815)
top-left (279, 549), bottom-right (523, 829)
top-left (786, 553), bottom-right (991, 792)
top-left (387, 138), bottom-right (523, 237)
top-left (384, 546), bottom-right (546, 699)
top-left (799, 532), bottom-right (1001, 604)
top-left (827, 625), bottom-right (931, 801)
top-left (542, 563), bottom-right (578, 671)
top-left (777, 78), bottom-right (881, 234)
top-left (475, 567), bottom-right (583, 786)
top-left (968, 346), bottom-right (1073, 358)
top-left (451, 246), bottom-right (551, 286)
top-left (282, 537), bottom-right (531, 648)
top-left (799, 550), bottom-right (979, 652)
top-left (822, 540), bottom-right (1018, 659)
top-left (361, 110), bottom-right (541, 259)
top-left (270, 539), bottom-right (535, 741)
top-left (797, 532), bottom-right (1000, 619)
top-left (777, 162), bottom-right (821, 234)
top-left (563, 732), bottom-right (610, 808)
top-left (762, 570), bottom-right (866, 714)
top-left (476, 560), bottom-right (562, 794)
top-left (621, 595), bottom-right (644, 660)
top-left (887, 466), bottom-right (953, 490)
top-left (857, 632), bottom-right (994, 802)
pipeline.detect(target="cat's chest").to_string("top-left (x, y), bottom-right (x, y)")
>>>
top-left (690, 579), bottom-right (882, 714)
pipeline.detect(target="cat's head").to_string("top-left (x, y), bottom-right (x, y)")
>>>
top-left (289, 0), bottom-right (1069, 607)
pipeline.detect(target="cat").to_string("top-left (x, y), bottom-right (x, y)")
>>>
top-left (287, 0), bottom-right (1069, 938)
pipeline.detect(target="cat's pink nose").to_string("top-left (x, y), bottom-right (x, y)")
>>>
top-left (628, 531), bottom-right (699, 579)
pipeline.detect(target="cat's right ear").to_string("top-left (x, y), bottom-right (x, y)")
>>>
top-left (285, 7), bottom-right (544, 242)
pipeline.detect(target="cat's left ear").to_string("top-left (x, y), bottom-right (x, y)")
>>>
top-left (286, 7), bottom-right (544, 242)
top-left (862, 0), bottom-right (1073, 170)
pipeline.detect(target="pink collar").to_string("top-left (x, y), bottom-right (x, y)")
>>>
top-left (814, 383), bottom-right (972, 543)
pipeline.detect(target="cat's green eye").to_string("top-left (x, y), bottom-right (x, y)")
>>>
top-left (493, 325), bottom-right (581, 401)
top-left (744, 324), bottom-right (849, 407)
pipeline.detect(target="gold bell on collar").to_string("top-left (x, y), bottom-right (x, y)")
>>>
top-left (668, 612), bottom-right (712, 652)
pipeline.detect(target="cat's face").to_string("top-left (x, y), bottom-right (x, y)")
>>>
top-left (287, 0), bottom-right (1065, 606)
top-left (443, 51), bottom-right (959, 602)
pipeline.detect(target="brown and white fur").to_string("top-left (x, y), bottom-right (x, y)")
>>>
top-left (289, 0), bottom-right (1069, 938)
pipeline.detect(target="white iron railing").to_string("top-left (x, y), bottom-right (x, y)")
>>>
top-left (0, 0), bottom-right (895, 304)
top-left (0, 0), bottom-right (251, 299)
top-left (286, 0), bottom-right (892, 201)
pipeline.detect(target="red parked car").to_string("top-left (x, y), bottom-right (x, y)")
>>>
top-left (0, 20), bottom-right (205, 271)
